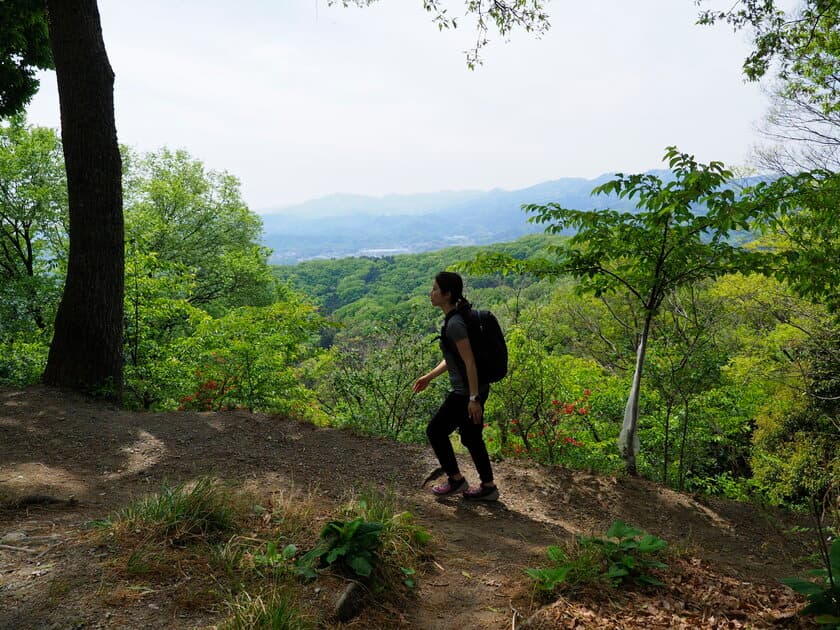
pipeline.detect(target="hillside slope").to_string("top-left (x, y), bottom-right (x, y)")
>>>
top-left (0, 387), bottom-right (814, 629)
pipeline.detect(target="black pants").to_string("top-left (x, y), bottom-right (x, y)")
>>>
top-left (426, 392), bottom-right (494, 484)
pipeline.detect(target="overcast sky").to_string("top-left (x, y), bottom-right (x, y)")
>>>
top-left (25, 0), bottom-right (771, 212)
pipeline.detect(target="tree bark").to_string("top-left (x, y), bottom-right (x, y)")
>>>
top-left (41, 0), bottom-right (124, 398)
top-left (662, 401), bottom-right (673, 484)
top-left (618, 312), bottom-right (653, 476)
top-left (678, 397), bottom-right (691, 491)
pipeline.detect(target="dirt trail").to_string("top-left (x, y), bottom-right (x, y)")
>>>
top-left (0, 387), bottom-right (812, 629)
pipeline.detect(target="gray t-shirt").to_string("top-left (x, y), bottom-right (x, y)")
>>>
top-left (440, 312), bottom-right (489, 396)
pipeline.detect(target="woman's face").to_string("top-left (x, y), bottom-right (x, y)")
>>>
top-left (430, 281), bottom-right (449, 307)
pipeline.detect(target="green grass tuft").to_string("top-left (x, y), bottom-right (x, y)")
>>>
top-left (101, 477), bottom-right (238, 544)
top-left (219, 589), bottom-right (313, 630)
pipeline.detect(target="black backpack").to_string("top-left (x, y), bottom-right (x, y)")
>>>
top-left (441, 309), bottom-right (508, 385)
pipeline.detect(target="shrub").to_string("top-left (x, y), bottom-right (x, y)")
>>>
top-left (295, 517), bottom-right (383, 579)
top-left (527, 520), bottom-right (668, 593)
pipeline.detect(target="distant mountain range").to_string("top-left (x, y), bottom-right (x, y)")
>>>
top-left (258, 170), bottom-right (704, 264)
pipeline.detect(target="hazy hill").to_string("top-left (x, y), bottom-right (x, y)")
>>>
top-left (260, 172), bottom-right (667, 264)
top-left (258, 170), bottom-right (768, 264)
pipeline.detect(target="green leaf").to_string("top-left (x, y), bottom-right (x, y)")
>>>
top-left (636, 574), bottom-right (665, 587)
top-left (526, 566), bottom-right (571, 590)
top-left (606, 520), bottom-right (642, 540)
top-left (342, 518), bottom-right (362, 539)
top-left (326, 544), bottom-right (349, 564)
top-left (321, 520), bottom-right (344, 538)
top-left (830, 538), bottom-right (840, 574)
top-left (297, 566), bottom-right (317, 580)
top-left (349, 554), bottom-right (373, 577)
top-left (282, 544), bottom-right (297, 560)
top-left (608, 563), bottom-right (629, 579)
top-left (814, 614), bottom-right (840, 624)
top-left (355, 521), bottom-right (384, 537)
top-left (780, 577), bottom-right (825, 595)
top-left (546, 545), bottom-right (566, 563)
top-left (638, 534), bottom-right (667, 553)
top-left (297, 544), bottom-right (327, 569)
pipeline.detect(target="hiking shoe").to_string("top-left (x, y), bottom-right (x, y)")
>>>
top-left (432, 477), bottom-right (468, 496)
top-left (463, 484), bottom-right (499, 502)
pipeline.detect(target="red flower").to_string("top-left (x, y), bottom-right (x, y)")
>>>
top-left (577, 407), bottom-right (588, 415)
top-left (584, 388), bottom-right (591, 397)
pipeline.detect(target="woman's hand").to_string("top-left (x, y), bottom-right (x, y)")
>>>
top-left (412, 374), bottom-right (432, 393)
top-left (413, 361), bottom-right (447, 393)
top-left (468, 400), bottom-right (483, 424)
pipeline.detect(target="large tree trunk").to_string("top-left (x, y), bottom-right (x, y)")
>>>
top-left (42, 0), bottom-right (124, 398)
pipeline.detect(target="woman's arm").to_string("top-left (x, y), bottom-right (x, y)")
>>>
top-left (454, 337), bottom-right (483, 423)
top-left (412, 359), bottom-right (448, 393)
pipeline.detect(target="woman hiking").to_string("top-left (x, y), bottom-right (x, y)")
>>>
top-left (412, 271), bottom-right (499, 501)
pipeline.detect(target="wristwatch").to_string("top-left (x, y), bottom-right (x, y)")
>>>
top-left (469, 395), bottom-right (479, 402)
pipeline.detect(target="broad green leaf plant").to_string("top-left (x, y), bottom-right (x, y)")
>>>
top-left (296, 517), bottom-right (384, 579)
top-left (527, 519), bottom-right (668, 592)
top-left (782, 537), bottom-right (840, 627)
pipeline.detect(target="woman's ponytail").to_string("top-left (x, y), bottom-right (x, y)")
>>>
top-left (455, 296), bottom-right (472, 315)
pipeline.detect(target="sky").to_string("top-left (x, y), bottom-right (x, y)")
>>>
top-left (24, 0), bottom-right (772, 212)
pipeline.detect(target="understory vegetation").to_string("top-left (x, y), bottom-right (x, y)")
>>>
top-left (89, 479), bottom-right (429, 628)
top-left (2, 121), bottom-right (837, 515)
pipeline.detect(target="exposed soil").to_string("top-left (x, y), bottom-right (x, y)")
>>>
top-left (0, 386), bottom-right (818, 629)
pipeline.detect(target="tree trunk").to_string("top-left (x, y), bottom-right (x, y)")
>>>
top-left (678, 397), bottom-right (691, 490)
top-left (662, 401), bottom-right (673, 484)
top-left (618, 312), bottom-right (653, 476)
top-left (41, 0), bottom-right (124, 399)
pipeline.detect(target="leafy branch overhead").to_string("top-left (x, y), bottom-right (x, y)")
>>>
top-left (696, 0), bottom-right (840, 101)
top-left (0, 1), bottom-right (53, 117)
top-left (469, 147), bottom-right (762, 308)
top-left (331, 0), bottom-right (550, 67)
